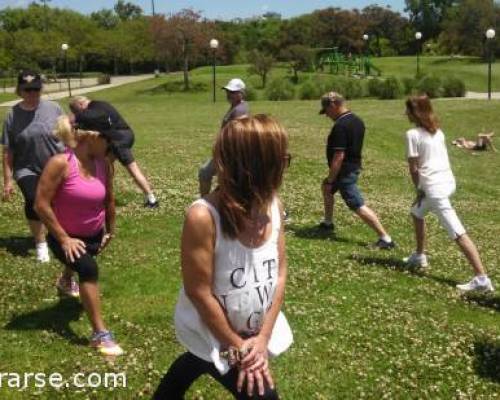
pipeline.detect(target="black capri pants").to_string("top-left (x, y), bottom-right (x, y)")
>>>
top-left (17, 175), bottom-right (40, 221)
top-left (153, 352), bottom-right (279, 400)
top-left (47, 231), bottom-right (103, 283)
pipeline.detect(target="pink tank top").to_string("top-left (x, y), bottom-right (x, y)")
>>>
top-left (52, 149), bottom-right (107, 237)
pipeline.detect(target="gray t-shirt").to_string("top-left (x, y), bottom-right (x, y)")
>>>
top-left (1, 100), bottom-right (64, 180)
top-left (221, 101), bottom-right (250, 128)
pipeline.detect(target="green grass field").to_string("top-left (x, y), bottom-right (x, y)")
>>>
top-left (0, 69), bottom-right (499, 399)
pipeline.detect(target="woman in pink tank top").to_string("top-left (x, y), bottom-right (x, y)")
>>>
top-left (35, 115), bottom-right (123, 357)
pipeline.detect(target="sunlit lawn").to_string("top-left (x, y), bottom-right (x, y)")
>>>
top-left (0, 70), bottom-right (499, 399)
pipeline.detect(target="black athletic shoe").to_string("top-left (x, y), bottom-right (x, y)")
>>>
top-left (144, 200), bottom-right (159, 209)
top-left (318, 221), bottom-right (335, 232)
top-left (374, 238), bottom-right (395, 250)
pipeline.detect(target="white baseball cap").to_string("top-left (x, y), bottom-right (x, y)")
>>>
top-left (223, 78), bottom-right (246, 92)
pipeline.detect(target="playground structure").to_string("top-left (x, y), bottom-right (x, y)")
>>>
top-left (314, 47), bottom-right (381, 77)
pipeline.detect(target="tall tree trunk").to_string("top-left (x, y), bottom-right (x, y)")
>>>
top-left (113, 57), bottom-right (118, 75)
top-left (262, 72), bottom-right (267, 88)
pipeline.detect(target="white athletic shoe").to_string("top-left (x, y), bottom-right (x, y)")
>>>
top-left (36, 244), bottom-right (50, 263)
top-left (403, 253), bottom-right (428, 268)
top-left (456, 276), bottom-right (494, 293)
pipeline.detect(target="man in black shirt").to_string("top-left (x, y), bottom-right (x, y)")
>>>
top-left (319, 92), bottom-right (394, 249)
top-left (70, 96), bottom-right (158, 208)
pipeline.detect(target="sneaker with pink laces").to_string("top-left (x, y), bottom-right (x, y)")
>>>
top-left (90, 331), bottom-right (124, 356)
top-left (56, 275), bottom-right (80, 298)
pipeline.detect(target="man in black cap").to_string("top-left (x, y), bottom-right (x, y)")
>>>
top-left (318, 91), bottom-right (395, 249)
top-left (69, 96), bottom-right (158, 208)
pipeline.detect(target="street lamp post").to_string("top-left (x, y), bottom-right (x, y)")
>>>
top-left (362, 34), bottom-right (369, 75)
top-left (486, 28), bottom-right (496, 100)
top-left (415, 32), bottom-right (422, 77)
top-left (210, 39), bottom-right (219, 103)
top-left (61, 43), bottom-right (71, 97)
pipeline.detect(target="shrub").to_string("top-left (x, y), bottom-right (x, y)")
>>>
top-left (378, 76), bottom-right (402, 99)
top-left (265, 78), bottom-right (295, 101)
top-left (367, 78), bottom-right (384, 97)
top-left (442, 76), bottom-right (466, 97)
top-left (325, 76), bottom-right (348, 97)
top-left (97, 74), bottom-right (111, 85)
top-left (299, 79), bottom-right (324, 100)
top-left (244, 85), bottom-right (258, 101)
top-left (344, 79), bottom-right (364, 99)
top-left (416, 76), bottom-right (442, 98)
top-left (401, 77), bottom-right (417, 95)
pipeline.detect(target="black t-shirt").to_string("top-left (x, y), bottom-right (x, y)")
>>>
top-left (76, 100), bottom-right (130, 132)
top-left (326, 112), bottom-right (365, 175)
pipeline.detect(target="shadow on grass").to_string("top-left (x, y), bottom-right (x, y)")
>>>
top-left (136, 80), bottom-right (208, 95)
top-left (473, 340), bottom-right (500, 383)
top-left (463, 293), bottom-right (500, 313)
top-left (5, 297), bottom-right (87, 345)
top-left (349, 254), bottom-right (459, 288)
top-left (0, 236), bottom-right (33, 257)
top-left (287, 224), bottom-right (368, 246)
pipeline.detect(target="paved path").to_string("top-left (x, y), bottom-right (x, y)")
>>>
top-left (0, 74), bottom-right (154, 107)
top-left (465, 91), bottom-right (500, 99)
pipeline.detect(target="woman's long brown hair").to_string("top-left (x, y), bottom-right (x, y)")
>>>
top-left (405, 95), bottom-right (439, 134)
top-left (213, 114), bottom-right (289, 239)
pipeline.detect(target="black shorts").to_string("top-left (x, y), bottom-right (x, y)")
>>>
top-left (107, 129), bottom-right (135, 166)
top-left (17, 175), bottom-right (40, 221)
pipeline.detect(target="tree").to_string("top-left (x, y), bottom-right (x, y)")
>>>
top-left (247, 50), bottom-right (274, 88)
top-left (280, 45), bottom-right (312, 83)
top-left (405, 0), bottom-right (456, 40)
top-left (151, 9), bottom-right (213, 90)
top-left (114, 0), bottom-right (143, 21)
top-left (438, 0), bottom-right (496, 56)
top-left (91, 9), bottom-right (119, 30)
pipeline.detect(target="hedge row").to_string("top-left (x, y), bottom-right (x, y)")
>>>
top-left (246, 75), bottom-right (466, 101)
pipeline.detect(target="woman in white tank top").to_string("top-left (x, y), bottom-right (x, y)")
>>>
top-left (154, 115), bottom-right (293, 400)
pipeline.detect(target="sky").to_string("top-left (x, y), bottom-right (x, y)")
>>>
top-left (1, 0), bottom-right (408, 20)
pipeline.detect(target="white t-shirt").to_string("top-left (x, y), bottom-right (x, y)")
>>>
top-left (174, 198), bottom-right (293, 374)
top-left (406, 127), bottom-right (456, 198)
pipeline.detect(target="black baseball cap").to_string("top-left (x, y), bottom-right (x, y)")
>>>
top-left (17, 70), bottom-right (42, 91)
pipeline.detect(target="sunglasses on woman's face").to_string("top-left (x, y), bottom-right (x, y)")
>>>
top-left (284, 153), bottom-right (292, 168)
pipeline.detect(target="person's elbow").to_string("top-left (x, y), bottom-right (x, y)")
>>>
top-left (184, 283), bottom-right (211, 306)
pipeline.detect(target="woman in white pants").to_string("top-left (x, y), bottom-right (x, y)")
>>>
top-left (404, 95), bottom-right (494, 293)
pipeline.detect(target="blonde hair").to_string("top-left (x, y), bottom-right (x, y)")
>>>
top-left (53, 115), bottom-right (100, 148)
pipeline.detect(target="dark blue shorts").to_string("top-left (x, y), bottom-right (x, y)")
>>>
top-left (330, 170), bottom-right (365, 211)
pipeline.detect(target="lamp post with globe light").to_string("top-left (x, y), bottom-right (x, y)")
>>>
top-left (362, 34), bottom-right (370, 75)
top-left (210, 39), bottom-right (219, 103)
top-left (61, 43), bottom-right (71, 97)
top-left (415, 32), bottom-right (422, 77)
top-left (486, 28), bottom-right (496, 100)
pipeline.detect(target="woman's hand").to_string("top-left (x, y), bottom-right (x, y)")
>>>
top-left (2, 181), bottom-right (14, 201)
top-left (239, 333), bottom-right (270, 371)
top-left (98, 233), bottom-right (113, 253)
top-left (61, 237), bottom-right (86, 263)
top-left (237, 361), bottom-right (275, 397)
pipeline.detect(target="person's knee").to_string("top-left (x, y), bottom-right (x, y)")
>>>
top-left (24, 202), bottom-right (40, 220)
top-left (74, 255), bottom-right (99, 282)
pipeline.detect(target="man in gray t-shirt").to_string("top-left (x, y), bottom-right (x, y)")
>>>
top-left (198, 78), bottom-right (250, 196)
top-left (2, 100), bottom-right (63, 181)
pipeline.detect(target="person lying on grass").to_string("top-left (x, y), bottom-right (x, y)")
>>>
top-left (452, 132), bottom-right (496, 152)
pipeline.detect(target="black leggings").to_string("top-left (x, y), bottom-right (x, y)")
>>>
top-left (17, 175), bottom-right (40, 221)
top-left (47, 231), bottom-right (103, 282)
top-left (153, 352), bottom-right (279, 400)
